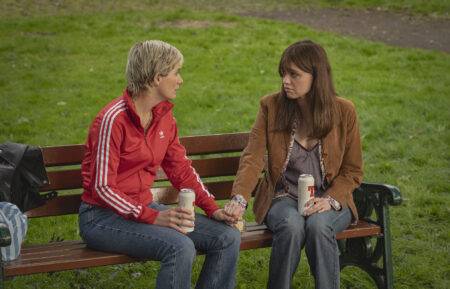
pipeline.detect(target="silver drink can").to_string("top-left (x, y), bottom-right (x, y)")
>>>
top-left (298, 174), bottom-right (315, 216)
top-left (178, 188), bottom-right (196, 232)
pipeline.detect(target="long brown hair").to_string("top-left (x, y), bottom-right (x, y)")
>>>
top-left (275, 40), bottom-right (339, 139)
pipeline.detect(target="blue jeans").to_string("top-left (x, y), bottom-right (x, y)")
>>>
top-left (265, 196), bottom-right (352, 289)
top-left (79, 202), bottom-right (241, 289)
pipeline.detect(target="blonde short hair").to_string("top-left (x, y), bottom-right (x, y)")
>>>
top-left (126, 40), bottom-right (183, 94)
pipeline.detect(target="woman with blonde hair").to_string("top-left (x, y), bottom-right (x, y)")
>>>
top-left (79, 40), bottom-right (242, 289)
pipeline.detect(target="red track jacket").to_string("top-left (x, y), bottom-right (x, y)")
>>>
top-left (81, 89), bottom-right (220, 224)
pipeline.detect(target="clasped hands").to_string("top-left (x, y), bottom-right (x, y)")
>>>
top-left (154, 202), bottom-right (243, 234)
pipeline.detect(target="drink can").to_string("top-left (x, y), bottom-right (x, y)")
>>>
top-left (235, 220), bottom-right (245, 232)
top-left (178, 188), bottom-right (196, 232)
top-left (298, 174), bottom-right (315, 216)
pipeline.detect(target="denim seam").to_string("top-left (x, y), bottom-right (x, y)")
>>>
top-left (169, 250), bottom-right (176, 289)
top-left (90, 221), bottom-right (167, 242)
top-left (190, 229), bottom-right (235, 289)
top-left (188, 228), bottom-right (229, 254)
top-left (325, 207), bottom-right (350, 289)
top-left (211, 238), bottom-right (223, 289)
top-left (87, 220), bottom-right (182, 259)
top-left (329, 206), bottom-right (351, 237)
top-left (89, 221), bottom-right (183, 288)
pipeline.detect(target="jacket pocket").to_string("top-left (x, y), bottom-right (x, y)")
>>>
top-left (253, 176), bottom-right (273, 223)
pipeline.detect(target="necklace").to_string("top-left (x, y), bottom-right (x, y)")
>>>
top-left (141, 112), bottom-right (153, 131)
top-left (131, 97), bottom-right (153, 131)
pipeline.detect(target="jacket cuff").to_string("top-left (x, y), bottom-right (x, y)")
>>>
top-left (204, 204), bottom-right (221, 218)
top-left (137, 206), bottom-right (160, 224)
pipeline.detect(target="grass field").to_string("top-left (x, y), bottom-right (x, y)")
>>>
top-left (1, 0), bottom-right (449, 17)
top-left (0, 1), bottom-right (449, 288)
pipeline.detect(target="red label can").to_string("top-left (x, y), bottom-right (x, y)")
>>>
top-left (298, 174), bottom-right (315, 215)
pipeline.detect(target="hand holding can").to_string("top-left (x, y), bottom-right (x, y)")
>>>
top-left (178, 188), bottom-right (196, 232)
top-left (298, 174), bottom-right (315, 216)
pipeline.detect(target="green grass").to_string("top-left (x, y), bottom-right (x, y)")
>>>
top-left (0, 3), bottom-right (449, 289)
top-left (0, 0), bottom-right (448, 17)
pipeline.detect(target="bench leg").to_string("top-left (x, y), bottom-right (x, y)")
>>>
top-left (338, 201), bottom-right (395, 289)
top-left (0, 261), bottom-right (3, 289)
top-left (339, 235), bottom-right (392, 289)
top-left (380, 199), bottom-right (394, 289)
top-left (342, 183), bottom-right (398, 289)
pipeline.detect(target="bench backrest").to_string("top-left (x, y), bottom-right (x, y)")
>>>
top-left (25, 132), bottom-right (250, 218)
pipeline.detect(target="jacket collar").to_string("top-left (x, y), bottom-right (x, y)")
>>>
top-left (123, 88), bottom-right (174, 128)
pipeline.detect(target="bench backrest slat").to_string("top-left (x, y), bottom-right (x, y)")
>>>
top-left (151, 181), bottom-right (234, 205)
top-left (179, 132), bottom-right (249, 155)
top-left (44, 170), bottom-right (83, 191)
top-left (25, 194), bottom-right (82, 218)
top-left (27, 132), bottom-right (250, 218)
top-left (42, 145), bottom-right (86, 167)
top-left (40, 156), bottom-right (241, 192)
top-left (41, 133), bottom-right (250, 167)
top-left (28, 181), bottom-right (235, 218)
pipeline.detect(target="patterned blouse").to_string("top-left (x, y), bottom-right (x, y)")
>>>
top-left (274, 140), bottom-right (325, 200)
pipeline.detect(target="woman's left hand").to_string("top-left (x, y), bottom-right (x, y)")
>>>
top-left (304, 197), bottom-right (331, 216)
top-left (211, 208), bottom-right (242, 226)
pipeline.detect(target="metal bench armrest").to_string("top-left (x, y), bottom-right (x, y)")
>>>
top-left (360, 182), bottom-right (403, 206)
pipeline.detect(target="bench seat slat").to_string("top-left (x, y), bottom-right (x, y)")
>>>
top-left (1, 238), bottom-right (271, 276)
top-left (3, 221), bottom-right (380, 278)
top-left (336, 220), bottom-right (381, 239)
top-left (3, 249), bottom-right (138, 277)
top-left (19, 240), bottom-right (85, 253)
top-left (8, 246), bottom-right (109, 264)
top-left (245, 221), bottom-right (381, 240)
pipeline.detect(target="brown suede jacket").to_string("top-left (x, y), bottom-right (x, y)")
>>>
top-left (232, 92), bottom-right (364, 224)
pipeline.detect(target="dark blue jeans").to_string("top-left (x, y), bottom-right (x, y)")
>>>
top-left (265, 196), bottom-right (352, 289)
top-left (79, 202), bottom-right (241, 289)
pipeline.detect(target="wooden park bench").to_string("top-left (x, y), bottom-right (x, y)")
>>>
top-left (0, 132), bottom-right (402, 289)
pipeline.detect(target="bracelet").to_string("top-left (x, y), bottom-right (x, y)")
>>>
top-left (325, 195), bottom-right (342, 211)
top-left (230, 194), bottom-right (247, 212)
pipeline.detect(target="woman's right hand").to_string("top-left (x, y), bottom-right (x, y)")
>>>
top-left (153, 206), bottom-right (195, 234)
top-left (223, 201), bottom-right (244, 226)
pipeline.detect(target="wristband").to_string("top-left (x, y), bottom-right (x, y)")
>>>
top-left (230, 194), bottom-right (247, 212)
top-left (325, 195), bottom-right (342, 211)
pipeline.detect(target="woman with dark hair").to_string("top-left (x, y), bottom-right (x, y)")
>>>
top-left (228, 40), bottom-right (364, 288)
